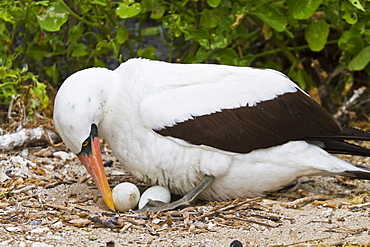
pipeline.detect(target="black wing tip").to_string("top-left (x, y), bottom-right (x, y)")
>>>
top-left (306, 125), bottom-right (370, 156)
top-left (322, 140), bottom-right (370, 157)
top-left (340, 125), bottom-right (370, 141)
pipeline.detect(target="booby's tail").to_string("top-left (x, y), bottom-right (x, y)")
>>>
top-left (345, 167), bottom-right (370, 180)
top-left (321, 140), bottom-right (370, 156)
top-left (306, 125), bottom-right (370, 180)
top-left (305, 125), bottom-right (370, 156)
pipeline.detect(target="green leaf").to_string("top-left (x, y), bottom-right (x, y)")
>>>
top-left (324, 5), bottom-right (341, 28)
top-left (117, 26), bottom-right (128, 44)
top-left (94, 58), bottom-right (106, 67)
top-left (305, 19), bottom-right (329, 52)
top-left (0, 9), bottom-right (15, 23)
top-left (0, 81), bottom-right (18, 104)
top-left (341, 2), bottom-right (358, 24)
top-left (216, 48), bottom-right (238, 59)
top-left (30, 81), bottom-right (49, 110)
top-left (27, 45), bottom-right (48, 61)
top-left (91, 0), bottom-right (107, 6)
top-left (255, 3), bottom-right (287, 32)
top-left (213, 48), bottom-right (238, 65)
top-left (342, 10), bottom-right (357, 24)
top-left (141, 27), bottom-right (160, 36)
top-left (348, 46), bottom-right (370, 71)
top-left (207, 0), bottom-right (221, 8)
top-left (36, 2), bottom-right (69, 32)
top-left (239, 55), bottom-right (256, 67)
top-left (68, 23), bottom-right (84, 43)
top-left (112, 40), bottom-right (119, 58)
top-left (183, 54), bottom-right (196, 64)
top-left (190, 28), bottom-right (209, 40)
top-left (348, 0), bottom-right (365, 11)
top-left (218, 56), bottom-right (238, 66)
top-left (0, 67), bottom-right (7, 79)
top-left (150, 5), bottom-right (166, 19)
top-left (288, 67), bottom-right (307, 89)
top-left (137, 46), bottom-right (157, 60)
top-left (199, 39), bottom-right (210, 49)
top-left (96, 40), bottom-right (112, 51)
top-left (338, 31), bottom-right (351, 50)
top-left (116, 0), bottom-right (141, 19)
top-left (346, 35), bottom-right (364, 55)
top-left (210, 33), bottom-right (228, 49)
top-left (162, 14), bottom-right (181, 28)
top-left (195, 47), bottom-right (208, 62)
top-left (200, 9), bottom-right (218, 29)
top-left (45, 63), bottom-right (58, 85)
top-left (287, 0), bottom-right (323, 20)
top-left (337, 31), bottom-right (364, 54)
top-left (70, 43), bottom-right (88, 57)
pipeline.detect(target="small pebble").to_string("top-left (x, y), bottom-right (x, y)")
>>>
top-left (30, 227), bottom-right (49, 234)
top-left (106, 240), bottom-right (115, 247)
top-left (31, 242), bottom-right (54, 247)
top-left (53, 151), bottom-right (75, 162)
top-left (103, 160), bottom-right (113, 167)
top-left (230, 240), bottom-right (243, 247)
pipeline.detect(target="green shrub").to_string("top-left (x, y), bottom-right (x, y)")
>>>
top-left (0, 55), bottom-right (49, 118)
top-left (1, 0), bottom-right (369, 117)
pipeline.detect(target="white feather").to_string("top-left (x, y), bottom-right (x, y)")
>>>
top-left (131, 60), bottom-right (298, 129)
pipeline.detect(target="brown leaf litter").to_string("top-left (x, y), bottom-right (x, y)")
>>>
top-left (0, 117), bottom-right (370, 246)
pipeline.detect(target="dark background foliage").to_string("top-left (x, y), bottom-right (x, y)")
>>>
top-left (1, 0), bottom-right (369, 123)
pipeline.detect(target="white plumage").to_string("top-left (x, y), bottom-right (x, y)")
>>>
top-left (54, 58), bottom-right (370, 210)
top-left (140, 65), bottom-right (297, 129)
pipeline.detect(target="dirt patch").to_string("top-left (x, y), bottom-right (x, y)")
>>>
top-left (1, 146), bottom-right (370, 247)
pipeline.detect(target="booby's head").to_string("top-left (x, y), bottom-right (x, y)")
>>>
top-left (54, 67), bottom-right (116, 211)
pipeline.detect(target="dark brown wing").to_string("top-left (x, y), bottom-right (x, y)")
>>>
top-left (155, 90), bottom-right (370, 155)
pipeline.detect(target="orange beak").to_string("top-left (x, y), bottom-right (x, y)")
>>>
top-left (78, 137), bottom-right (115, 211)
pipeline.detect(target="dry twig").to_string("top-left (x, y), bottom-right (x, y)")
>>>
top-left (0, 127), bottom-right (61, 151)
top-left (271, 195), bottom-right (332, 208)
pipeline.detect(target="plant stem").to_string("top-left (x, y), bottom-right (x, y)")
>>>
top-left (58, 0), bottom-right (100, 27)
top-left (274, 36), bottom-right (299, 65)
top-left (254, 40), bottom-right (338, 58)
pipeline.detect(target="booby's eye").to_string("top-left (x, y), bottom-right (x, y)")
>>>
top-left (77, 138), bottom-right (91, 156)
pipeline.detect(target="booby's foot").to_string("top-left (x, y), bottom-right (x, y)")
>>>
top-left (135, 175), bottom-right (215, 213)
top-left (278, 179), bottom-right (315, 193)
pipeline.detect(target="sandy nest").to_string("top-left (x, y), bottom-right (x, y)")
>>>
top-left (1, 136), bottom-right (370, 246)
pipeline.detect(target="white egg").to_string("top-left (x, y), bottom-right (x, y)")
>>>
top-left (138, 186), bottom-right (171, 210)
top-left (112, 182), bottom-right (140, 212)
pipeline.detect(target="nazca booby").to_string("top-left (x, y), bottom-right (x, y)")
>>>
top-left (53, 58), bottom-right (370, 212)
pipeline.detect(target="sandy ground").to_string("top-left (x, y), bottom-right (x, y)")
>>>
top-left (1, 147), bottom-right (370, 247)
